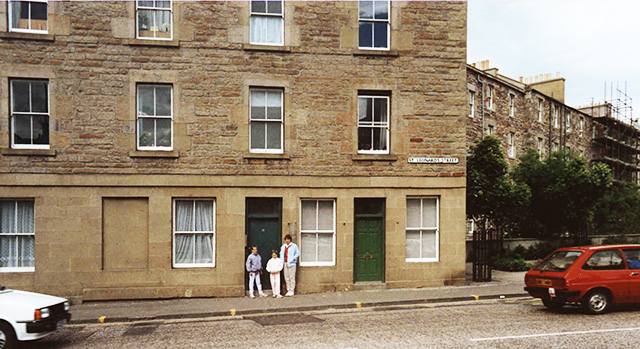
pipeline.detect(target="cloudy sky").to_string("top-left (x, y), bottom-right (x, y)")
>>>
top-left (467, 0), bottom-right (640, 114)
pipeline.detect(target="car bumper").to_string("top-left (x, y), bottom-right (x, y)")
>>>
top-left (21, 312), bottom-right (71, 334)
top-left (524, 286), bottom-right (582, 300)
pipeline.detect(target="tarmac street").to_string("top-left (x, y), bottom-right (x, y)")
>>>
top-left (28, 298), bottom-right (640, 348)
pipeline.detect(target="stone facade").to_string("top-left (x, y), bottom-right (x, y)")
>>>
top-left (466, 65), bottom-right (593, 164)
top-left (0, 1), bottom-right (467, 302)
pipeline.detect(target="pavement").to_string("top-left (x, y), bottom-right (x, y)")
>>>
top-left (69, 264), bottom-right (529, 325)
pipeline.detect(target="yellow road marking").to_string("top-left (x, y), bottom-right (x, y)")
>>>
top-left (355, 302), bottom-right (361, 308)
top-left (98, 316), bottom-right (106, 323)
top-left (230, 309), bottom-right (236, 316)
top-left (472, 295), bottom-right (479, 300)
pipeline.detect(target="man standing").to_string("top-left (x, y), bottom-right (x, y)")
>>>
top-left (246, 246), bottom-right (267, 299)
top-left (279, 234), bottom-right (300, 296)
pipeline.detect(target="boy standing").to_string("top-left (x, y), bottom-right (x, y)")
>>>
top-left (279, 235), bottom-right (300, 296)
top-left (266, 250), bottom-right (284, 298)
top-left (246, 246), bottom-right (267, 299)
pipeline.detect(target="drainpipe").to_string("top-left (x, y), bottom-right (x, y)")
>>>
top-left (478, 76), bottom-right (486, 136)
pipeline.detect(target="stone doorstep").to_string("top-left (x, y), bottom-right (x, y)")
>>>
top-left (68, 292), bottom-right (529, 325)
top-left (352, 282), bottom-right (386, 291)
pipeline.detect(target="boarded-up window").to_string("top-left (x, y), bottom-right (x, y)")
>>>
top-left (102, 198), bottom-right (149, 270)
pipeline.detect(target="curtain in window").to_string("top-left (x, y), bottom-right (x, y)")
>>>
top-left (0, 201), bottom-right (35, 268)
top-left (175, 201), bottom-right (193, 264)
top-left (250, 16), bottom-right (282, 44)
top-left (175, 200), bottom-right (213, 264)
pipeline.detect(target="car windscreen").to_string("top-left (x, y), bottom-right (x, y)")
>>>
top-left (533, 250), bottom-right (583, 272)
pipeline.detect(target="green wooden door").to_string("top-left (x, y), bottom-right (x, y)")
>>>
top-left (354, 199), bottom-right (385, 282)
top-left (246, 198), bottom-right (282, 290)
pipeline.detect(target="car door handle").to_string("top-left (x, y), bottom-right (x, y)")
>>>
top-left (631, 272), bottom-right (639, 276)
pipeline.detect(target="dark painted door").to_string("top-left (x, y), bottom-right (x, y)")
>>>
top-left (354, 198), bottom-right (385, 282)
top-left (246, 198), bottom-right (282, 290)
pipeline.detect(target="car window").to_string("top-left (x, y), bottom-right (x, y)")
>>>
top-left (582, 250), bottom-right (625, 270)
top-left (533, 251), bottom-right (583, 272)
top-left (623, 249), bottom-right (640, 269)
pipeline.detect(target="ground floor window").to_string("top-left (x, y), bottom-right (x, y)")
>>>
top-left (0, 200), bottom-right (35, 272)
top-left (173, 199), bottom-right (215, 267)
top-left (300, 199), bottom-right (335, 266)
top-left (406, 197), bottom-right (439, 262)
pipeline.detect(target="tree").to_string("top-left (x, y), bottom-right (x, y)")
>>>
top-left (467, 136), bottom-right (530, 238)
top-left (592, 181), bottom-right (640, 237)
top-left (510, 149), bottom-right (612, 243)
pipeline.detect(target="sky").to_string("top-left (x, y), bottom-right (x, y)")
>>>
top-left (467, 0), bottom-right (640, 115)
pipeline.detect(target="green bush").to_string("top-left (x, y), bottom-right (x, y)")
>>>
top-left (493, 257), bottom-right (533, 272)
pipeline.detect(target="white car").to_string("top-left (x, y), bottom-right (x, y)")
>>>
top-left (0, 286), bottom-right (71, 349)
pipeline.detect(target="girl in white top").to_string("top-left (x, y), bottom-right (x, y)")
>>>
top-left (266, 250), bottom-right (284, 298)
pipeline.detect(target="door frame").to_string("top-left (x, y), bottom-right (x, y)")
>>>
top-left (245, 197), bottom-right (283, 290)
top-left (353, 198), bottom-right (386, 283)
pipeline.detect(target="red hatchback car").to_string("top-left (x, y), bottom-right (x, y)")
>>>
top-left (525, 245), bottom-right (640, 314)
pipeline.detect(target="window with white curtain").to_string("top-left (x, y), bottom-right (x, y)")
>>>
top-left (0, 200), bottom-right (35, 272)
top-left (136, 0), bottom-right (172, 40)
top-left (358, 95), bottom-right (389, 153)
top-left (137, 84), bottom-right (173, 150)
top-left (10, 79), bottom-right (49, 149)
top-left (250, 0), bottom-right (283, 45)
top-left (553, 105), bottom-right (559, 128)
top-left (250, 88), bottom-right (283, 153)
top-left (538, 99), bottom-right (543, 122)
top-left (508, 132), bottom-right (515, 158)
top-left (579, 117), bottom-right (584, 137)
top-left (537, 137), bottom-right (543, 156)
top-left (358, 0), bottom-right (390, 49)
top-left (406, 197), bottom-right (439, 262)
top-left (468, 91), bottom-right (475, 118)
top-left (173, 199), bottom-right (215, 267)
top-left (508, 94), bottom-right (515, 117)
top-left (8, 0), bottom-right (48, 33)
top-left (300, 199), bottom-right (335, 266)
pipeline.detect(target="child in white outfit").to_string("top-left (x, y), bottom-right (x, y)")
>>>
top-left (266, 250), bottom-right (284, 298)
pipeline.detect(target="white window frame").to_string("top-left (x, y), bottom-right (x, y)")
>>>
top-left (486, 85), bottom-right (494, 110)
top-left (136, 0), bottom-right (173, 41)
top-left (468, 91), bottom-right (475, 118)
top-left (537, 99), bottom-right (543, 122)
top-left (406, 197), bottom-right (439, 263)
top-left (553, 105), bottom-right (559, 128)
top-left (358, 0), bottom-right (390, 51)
top-left (565, 111), bottom-right (571, 132)
top-left (172, 199), bottom-right (216, 268)
top-left (8, 0), bottom-right (48, 34)
top-left (487, 125), bottom-right (494, 136)
top-left (249, 0), bottom-right (284, 46)
top-left (10, 79), bottom-right (50, 150)
top-left (299, 199), bottom-right (336, 267)
top-left (466, 219), bottom-right (474, 235)
top-left (579, 117), bottom-right (584, 137)
top-left (537, 137), bottom-right (543, 156)
top-left (136, 84), bottom-right (173, 151)
top-left (508, 93), bottom-right (515, 117)
top-left (508, 132), bottom-right (515, 158)
top-left (249, 88), bottom-right (284, 154)
top-left (0, 200), bottom-right (35, 273)
top-left (553, 142), bottom-right (559, 152)
top-left (358, 95), bottom-right (390, 154)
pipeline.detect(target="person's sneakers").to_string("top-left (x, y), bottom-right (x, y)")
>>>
top-left (285, 291), bottom-right (294, 297)
top-left (250, 294), bottom-right (255, 299)
top-left (276, 294), bottom-right (283, 298)
top-left (259, 292), bottom-right (268, 297)
top-left (272, 294), bottom-right (277, 298)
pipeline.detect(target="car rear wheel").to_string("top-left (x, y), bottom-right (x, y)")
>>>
top-left (542, 298), bottom-right (565, 310)
top-left (582, 290), bottom-right (610, 315)
top-left (0, 322), bottom-right (17, 349)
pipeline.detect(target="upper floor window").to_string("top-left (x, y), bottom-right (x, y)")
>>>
top-left (508, 94), bottom-right (515, 117)
top-left (0, 200), bottom-right (35, 272)
top-left (553, 105), bottom-right (559, 128)
top-left (136, 0), bottom-right (172, 40)
top-left (406, 197), bottom-right (439, 262)
top-left (537, 137), bottom-right (543, 156)
top-left (358, 0), bottom-right (390, 50)
top-left (579, 116), bottom-right (584, 137)
top-left (487, 125), bottom-right (494, 136)
top-left (8, 0), bottom-right (47, 34)
top-left (250, 88), bottom-right (283, 153)
top-left (553, 142), bottom-right (559, 152)
top-left (358, 95), bottom-right (389, 154)
top-left (10, 79), bottom-right (49, 149)
top-left (468, 91), bottom-right (475, 118)
top-left (537, 99), bottom-right (543, 122)
top-left (565, 111), bottom-right (571, 131)
top-left (485, 85), bottom-right (494, 110)
top-left (250, 0), bottom-right (283, 45)
top-left (137, 84), bottom-right (173, 150)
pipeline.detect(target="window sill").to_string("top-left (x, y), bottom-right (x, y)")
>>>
top-left (353, 49), bottom-right (399, 57)
top-left (243, 44), bottom-right (291, 52)
top-left (300, 262), bottom-right (336, 267)
top-left (0, 267), bottom-right (35, 273)
top-left (2, 148), bottom-right (56, 157)
top-left (244, 152), bottom-right (291, 160)
top-left (0, 31), bottom-right (54, 42)
top-left (405, 258), bottom-right (439, 263)
top-left (129, 150), bottom-right (179, 158)
top-left (173, 264), bottom-right (216, 269)
top-left (127, 38), bottom-right (180, 47)
top-left (351, 154), bottom-right (398, 161)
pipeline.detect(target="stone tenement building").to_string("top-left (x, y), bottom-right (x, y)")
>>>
top-left (467, 62), bottom-right (593, 165)
top-left (0, 1), bottom-right (467, 302)
top-left (467, 62), bottom-right (639, 184)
